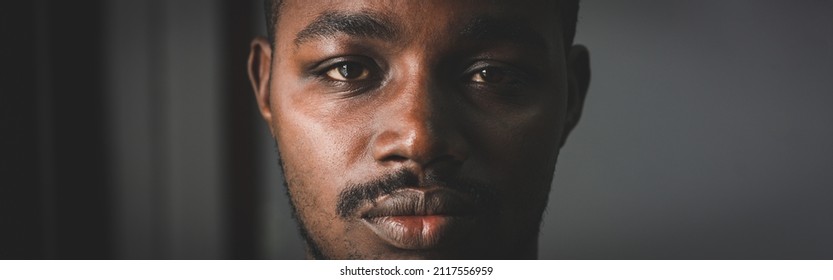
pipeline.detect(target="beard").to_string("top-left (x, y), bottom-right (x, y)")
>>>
top-left (272, 142), bottom-right (544, 259)
top-left (275, 149), bottom-right (329, 260)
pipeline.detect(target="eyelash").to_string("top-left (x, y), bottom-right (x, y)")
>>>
top-left (463, 65), bottom-right (527, 86)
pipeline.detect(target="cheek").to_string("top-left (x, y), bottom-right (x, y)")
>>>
top-left (469, 101), bottom-right (566, 219)
top-left (475, 101), bottom-right (565, 180)
top-left (273, 117), bottom-right (343, 256)
top-left (270, 79), bottom-right (373, 257)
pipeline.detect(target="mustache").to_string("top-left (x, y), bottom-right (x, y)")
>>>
top-left (336, 169), bottom-right (499, 219)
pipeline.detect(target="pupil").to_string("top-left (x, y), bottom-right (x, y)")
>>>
top-left (338, 63), bottom-right (362, 79)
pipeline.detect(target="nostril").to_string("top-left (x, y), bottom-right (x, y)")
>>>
top-left (380, 154), bottom-right (408, 163)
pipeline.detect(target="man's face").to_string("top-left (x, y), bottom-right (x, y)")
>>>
top-left (249, 0), bottom-right (589, 259)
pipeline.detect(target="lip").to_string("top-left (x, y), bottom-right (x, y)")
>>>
top-left (359, 188), bottom-right (478, 250)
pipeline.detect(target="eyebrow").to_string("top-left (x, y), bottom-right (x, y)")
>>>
top-left (294, 11), bottom-right (398, 46)
top-left (458, 17), bottom-right (549, 50)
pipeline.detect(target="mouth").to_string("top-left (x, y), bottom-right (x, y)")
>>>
top-left (359, 188), bottom-right (480, 250)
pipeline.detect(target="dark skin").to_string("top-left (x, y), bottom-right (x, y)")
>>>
top-left (248, 0), bottom-right (590, 259)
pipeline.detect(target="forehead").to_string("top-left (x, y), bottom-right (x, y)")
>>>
top-left (273, 0), bottom-right (562, 47)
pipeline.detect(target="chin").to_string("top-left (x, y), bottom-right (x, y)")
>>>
top-left (325, 231), bottom-right (539, 260)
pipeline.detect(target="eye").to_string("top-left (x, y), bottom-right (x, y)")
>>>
top-left (324, 62), bottom-right (371, 81)
top-left (470, 67), bottom-right (510, 84)
top-left (468, 66), bottom-right (527, 86)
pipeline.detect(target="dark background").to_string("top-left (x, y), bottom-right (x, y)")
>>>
top-left (2, 0), bottom-right (832, 259)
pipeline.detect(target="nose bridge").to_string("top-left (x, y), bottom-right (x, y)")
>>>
top-left (398, 68), bottom-right (437, 140)
top-left (372, 60), bottom-right (466, 167)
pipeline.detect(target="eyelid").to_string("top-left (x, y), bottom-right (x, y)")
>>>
top-left (462, 60), bottom-right (531, 84)
top-left (309, 55), bottom-right (380, 75)
top-left (306, 56), bottom-right (385, 97)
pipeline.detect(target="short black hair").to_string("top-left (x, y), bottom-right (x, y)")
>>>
top-left (263, 0), bottom-right (580, 48)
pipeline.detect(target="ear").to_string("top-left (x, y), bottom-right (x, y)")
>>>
top-left (248, 37), bottom-right (275, 131)
top-left (560, 44), bottom-right (591, 148)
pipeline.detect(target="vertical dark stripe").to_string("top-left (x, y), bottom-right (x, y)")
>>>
top-left (148, 0), bottom-right (171, 259)
top-left (221, 0), bottom-right (259, 259)
top-left (1, 0), bottom-right (112, 259)
top-left (0, 0), bottom-right (43, 260)
top-left (47, 0), bottom-right (112, 259)
top-left (35, 0), bottom-right (56, 259)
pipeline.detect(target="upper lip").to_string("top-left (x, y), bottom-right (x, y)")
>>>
top-left (360, 188), bottom-right (476, 218)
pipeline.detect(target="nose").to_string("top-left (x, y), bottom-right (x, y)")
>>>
top-left (371, 71), bottom-right (469, 170)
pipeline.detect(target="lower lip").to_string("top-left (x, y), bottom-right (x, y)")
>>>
top-left (362, 215), bottom-right (474, 250)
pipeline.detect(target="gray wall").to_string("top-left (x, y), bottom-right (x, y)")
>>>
top-left (108, 0), bottom-right (225, 259)
top-left (540, 0), bottom-right (833, 259)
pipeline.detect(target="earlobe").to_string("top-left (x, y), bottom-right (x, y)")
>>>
top-left (560, 44), bottom-right (591, 147)
top-left (248, 37), bottom-right (274, 127)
